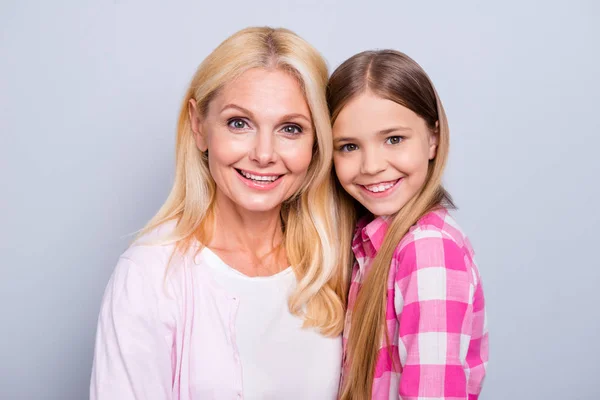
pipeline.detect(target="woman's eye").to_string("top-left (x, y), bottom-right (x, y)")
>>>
top-left (340, 143), bottom-right (358, 152)
top-left (281, 125), bottom-right (302, 135)
top-left (386, 136), bottom-right (403, 145)
top-left (228, 119), bottom-right (249, 130)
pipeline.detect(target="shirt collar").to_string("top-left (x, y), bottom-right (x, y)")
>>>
top-left (354, 214), bottom-right (392, 253)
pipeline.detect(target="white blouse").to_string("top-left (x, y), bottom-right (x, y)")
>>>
top-left (201, 248), bottom-right (342, 399)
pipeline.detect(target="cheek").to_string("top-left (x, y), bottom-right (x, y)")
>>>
top-left (207, 147), bottom-right (237, 171)
top-left (333, 155), bottom-right (354, 184)
top-left (205, 141), bottom-right (245, 196)
top-left (279, 138), bottom-right (314, 173)
top-left (399, 144), bottom-right (431, 174)
top-left (399, 152), bottom-right (431, 191)
top-left (207, 131), bottom-right (247, 165)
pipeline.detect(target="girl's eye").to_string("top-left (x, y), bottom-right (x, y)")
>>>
top-left (340, 143), bottom-right (358, 152)
top-left (228, 118), bottom-right (249, 130)
top-left (386, 136), bottom-right (403, 145)
top-left (281, 124), bottom-right (302, 135)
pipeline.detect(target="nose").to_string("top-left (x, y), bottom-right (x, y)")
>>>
top-left (360, 147), bottom-right (386, 175)
top-left (249, 130), bottom-right (278, 166)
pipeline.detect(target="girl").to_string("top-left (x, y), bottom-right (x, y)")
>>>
top-left (328, 50), bottom-right (488, 399)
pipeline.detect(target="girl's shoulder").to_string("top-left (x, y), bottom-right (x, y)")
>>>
top-left (391, 208), bottom-right (477, 274)
top-left (397, 208), bottom-right (471, 248)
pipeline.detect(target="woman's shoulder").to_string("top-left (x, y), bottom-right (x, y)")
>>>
top-left (99, 222), bottom-right (189, 331)
top-left (121, 221), bottom-right (178, 263)
top-left (114, 220), bottom-right (193, 284)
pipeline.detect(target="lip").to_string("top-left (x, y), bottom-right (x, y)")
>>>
top-left (235, 168), bottom-right (284, 191)
top-left (358, 178), bottom-right (402, 198)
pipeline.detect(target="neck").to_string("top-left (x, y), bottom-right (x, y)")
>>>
top-left (209, 192), bottom-right (284, 258)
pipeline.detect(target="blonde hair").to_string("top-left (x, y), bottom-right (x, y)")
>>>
top-left (327, 50), bottom-right (455, 398)
top-left (140, 27), bottom-right (349, 336)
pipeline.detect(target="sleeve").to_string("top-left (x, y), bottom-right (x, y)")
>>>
top-left (393, 233), bottom-right (487, 400)
top-left (90, 257), bottom-right (174, 400)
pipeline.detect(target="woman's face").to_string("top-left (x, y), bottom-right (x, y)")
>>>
top-left (189, 68), bottom-right (315, 214)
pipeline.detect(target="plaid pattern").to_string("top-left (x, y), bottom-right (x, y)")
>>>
top-left (342, 208), bottom-right (488, 399)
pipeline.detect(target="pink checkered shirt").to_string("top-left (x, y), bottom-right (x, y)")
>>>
top-left (341, 208), bottom-right (488, 399)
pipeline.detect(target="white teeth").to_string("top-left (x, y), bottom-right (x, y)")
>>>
top-left (240, 170), bottom-right (278, 182)
top-left (364, 181), bottom-right (396, 193)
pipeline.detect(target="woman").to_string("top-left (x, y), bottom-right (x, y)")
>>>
top-left (90, 27), bottom-right (350, 399)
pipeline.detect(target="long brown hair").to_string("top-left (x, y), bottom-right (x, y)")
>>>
top-left (327, 50), bottom-right (455, 399)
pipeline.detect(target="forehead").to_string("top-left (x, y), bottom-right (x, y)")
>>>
top-left (332, 92), bottom-right (425, 137)
top-left (208, 68), bottom-right (311, 118)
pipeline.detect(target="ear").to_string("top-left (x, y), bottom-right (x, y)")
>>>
top-left (428, 121), bottom-right (439, 160)
top-left (188, 99), bottom-right (208, 152)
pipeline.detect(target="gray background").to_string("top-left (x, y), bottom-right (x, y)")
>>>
top-left (1, 0), bottom-right (599, 399)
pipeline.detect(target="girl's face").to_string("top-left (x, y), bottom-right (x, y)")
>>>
top-left (189, 68), bottom-right (315, 214)
top-left (332, 91), bottom-right (438, 217)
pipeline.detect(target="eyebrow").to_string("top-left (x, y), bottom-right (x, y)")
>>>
top-left (377, 126), bottom-right (413, 135)
top-left (333, 126), bottom-right (413, 143)
top-left (220, 104), bottom-right (255, 118)
top-left (220, 103), bottom-right (312, 124)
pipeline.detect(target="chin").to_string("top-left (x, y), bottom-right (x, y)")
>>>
top-left (365, 204), bottom-right (403, 218)
top-left (236, 200), bottom-right (281, 213)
